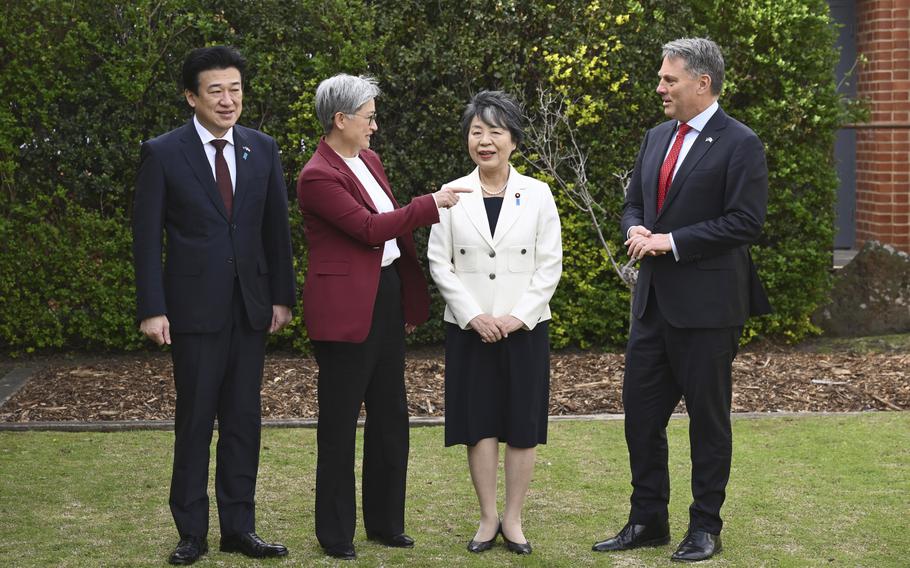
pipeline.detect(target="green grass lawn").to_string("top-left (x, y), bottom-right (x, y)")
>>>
top-left (1, 413), bottom-right (908, 567)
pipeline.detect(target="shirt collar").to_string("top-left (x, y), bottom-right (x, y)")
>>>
top-left (681, 100), bottom-right (719, 133)
top-left (193, 115), bottom-right (234, 146)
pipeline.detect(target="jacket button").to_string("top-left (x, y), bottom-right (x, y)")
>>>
top-left (231, 224), bottom-right (237, 231)
top-left (521, 248), bottom-right (527, 254)
top-left (489, 273), bottom-right (496, 280)
top-left (227, 257), bottom-right (234, 264)
top-left (460, 248), bottom-right (466, 254)
top-left (489, 251), bottom-right (496, 258)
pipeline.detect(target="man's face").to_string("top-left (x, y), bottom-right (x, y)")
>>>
top-left (185, 67), bottom-right (242, 137)
top-left (656, 56), bottom-right (709, 123)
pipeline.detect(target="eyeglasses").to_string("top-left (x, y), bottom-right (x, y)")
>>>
top-left (345, 112), bottom-right (377, 126)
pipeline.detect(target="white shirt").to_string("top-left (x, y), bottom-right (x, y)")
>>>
top-left (340, 153), bottom-right (401, 267)
top-left (193, 115), bottom-right (236, 193)
top-left (665, 101), bottom-right (719, 260)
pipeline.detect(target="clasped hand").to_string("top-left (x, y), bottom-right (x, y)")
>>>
top-left (625, 225), bottom-right (671, 260)
top-left (468, 314), bottom-right (524, 343)
top-left (433, 185), bottom-right (472, 208)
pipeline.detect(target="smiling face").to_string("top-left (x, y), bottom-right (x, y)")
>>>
top-left (467, 115), bottom-right (516, 175)
top-left (185, 67), bottom-right (242, 137)
top-left (656, 56), bottom-right (712, 123)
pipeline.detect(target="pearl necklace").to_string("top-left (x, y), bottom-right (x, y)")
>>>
top-left (479, 176), bottom-right (508, 196)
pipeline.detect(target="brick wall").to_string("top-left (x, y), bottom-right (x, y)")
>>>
top-left (854, 0), bottom-right (910, 252)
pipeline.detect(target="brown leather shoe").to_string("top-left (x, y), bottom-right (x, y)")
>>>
top-left (593, 521), bottom-right (671, 552)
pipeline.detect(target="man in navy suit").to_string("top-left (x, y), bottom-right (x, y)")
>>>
top-left (593, 38), bottom-right (771, 562)
top-left (133, 46), bottom-right (295, 565)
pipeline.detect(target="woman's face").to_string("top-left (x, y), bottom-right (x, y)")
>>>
top-left (339, 98), bottom-right (378, 153)
top-left (467, 115), bottom-right (515, 173)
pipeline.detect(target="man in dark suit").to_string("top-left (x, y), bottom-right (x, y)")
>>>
top-left (132, 46), bottom-right (296, 565)
top-left (593, 38), bottom-right (770, 562)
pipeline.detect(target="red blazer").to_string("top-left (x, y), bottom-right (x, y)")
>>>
top-left (297, 139), bottom-right (439, 342)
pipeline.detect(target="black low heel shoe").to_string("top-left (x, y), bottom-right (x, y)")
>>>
top-left (467, 522), bottom-right (500, 553)
top-left (501, 527), bottom-right (532, 555)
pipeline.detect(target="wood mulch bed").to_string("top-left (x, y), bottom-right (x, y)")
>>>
top-left (1, 346), bottom-right (907, 423)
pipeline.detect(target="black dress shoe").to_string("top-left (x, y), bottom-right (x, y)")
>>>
top-left (168, 537), bottom-right (207, 565)
top-left (467, 522), bottom-right (500, 553)
top-left (592, 520), bottom-right (671, 552)
top-left (366, 532), bottom-right (415, 548)
top-left (220, 532), bottom-right (289, 558)
top-left (501, 527), bottom-right (532, 555)
top-left (671, 530), bottom-right (721, 562)
top-left (323, 543), bottom-right (356, 560)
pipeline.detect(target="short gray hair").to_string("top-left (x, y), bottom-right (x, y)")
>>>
top-left (315, 74), bottom-right (381, 134)
top-left (460, 90), bottom-right (525, 146)
top-left (662, 38), bottom-right (725, 96)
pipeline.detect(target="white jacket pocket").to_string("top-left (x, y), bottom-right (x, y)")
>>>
top-left (453, 244), bottom-right (479, 272)
top-left (508, 245), bottom-right (535, 272)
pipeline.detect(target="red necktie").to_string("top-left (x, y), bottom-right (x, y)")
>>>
top-left (656, 122), bottom-right (692, 212)
top-left (211, 139), bottom-right (233, 218)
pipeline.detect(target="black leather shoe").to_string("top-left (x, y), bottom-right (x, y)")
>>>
top-left (168, 537), bottom-right (207, 565)
top-left (366, 532), bottom-right (415, 548)
top-left (220, 532), bottom-right (288, 558)
top-left (671, 530), bottom-right (721, 562)
top-left (592, 521), bottom-right (671, 552)
top-left (501, 527), bottom-right (532, 555)
top-left (467, 522), bottom-right (500, 553)
top-left (323, 543), bottom-right (356, 560)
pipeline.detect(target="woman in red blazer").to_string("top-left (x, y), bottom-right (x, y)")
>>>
top-left (296, 74), bottom-right (466, 560)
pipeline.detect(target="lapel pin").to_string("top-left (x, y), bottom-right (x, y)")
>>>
top-left (242, 146), bottom-right (251, 160)
top-left (515, 192), bottom-right (521, 206)
top-left (705, 137), bottom-right (714, 143)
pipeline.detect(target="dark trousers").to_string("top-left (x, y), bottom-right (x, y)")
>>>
top-left (623, 287), bottom-right (741, 534)
top-left (312, 265), bottom-right (409, 549)
top-left (169, 281), bottom-right (266, 538)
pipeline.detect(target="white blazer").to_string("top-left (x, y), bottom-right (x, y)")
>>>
top-left (428, 166), bottom-right (563, 330)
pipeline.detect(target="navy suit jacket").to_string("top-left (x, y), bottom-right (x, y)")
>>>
top-left (133, 120), bottom-right (296, 333)
top-left (621, 107), bottom-right (771, 328)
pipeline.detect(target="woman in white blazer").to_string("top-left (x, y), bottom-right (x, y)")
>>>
top-left (428, 91), bottom-right (562, 555)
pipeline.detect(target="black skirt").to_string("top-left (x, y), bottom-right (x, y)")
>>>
top-left (444, 321), bottom-right (550, 448)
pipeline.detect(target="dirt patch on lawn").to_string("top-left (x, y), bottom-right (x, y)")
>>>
top-left (1, 344), bottom-right (907, 422)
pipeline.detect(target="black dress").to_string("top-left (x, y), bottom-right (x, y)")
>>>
top-left (443, 196), bottom-right (550, 449)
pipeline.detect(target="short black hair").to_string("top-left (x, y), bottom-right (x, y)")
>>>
top-left (461, 90), bottom-right (525, 146)
top-left (181, 46), bottom-right (247, 94)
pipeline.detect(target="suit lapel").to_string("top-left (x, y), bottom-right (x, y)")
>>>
top-left (361, 152), bottom-right (400, 208)
top-left (317, 139), bottom-right (378, 213)
top-left (460, 169), bottom-right (495, 249)
top-left (491, 166), bottom-right (526, 246)
top-left (231, 127), bottom-right (253, 217)
top-left (658, 109), bottom-right (729, 219)
top-left (179, 121), bottom-right (230, 221)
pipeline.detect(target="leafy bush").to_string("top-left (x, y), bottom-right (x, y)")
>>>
top-left (0, 0), bottom-right (857, 353)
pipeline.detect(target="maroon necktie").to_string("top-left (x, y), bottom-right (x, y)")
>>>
top-left (210, 139), bottom-right (233, 218)
top-left (656, 122), bottom-right (692, 212)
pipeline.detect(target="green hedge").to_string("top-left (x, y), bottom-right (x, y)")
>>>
top-left (0, 0), bottom-right (858, 353)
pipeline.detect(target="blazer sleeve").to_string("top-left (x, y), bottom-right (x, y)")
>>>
top-left (132, 141), bottom-right (167, 321)
top-left (670, 133), bottom-right (768, 261)
top-left (621, 131), bottom-right (650, 238)
top-left (427, 204), bottom-right (484, 327)
top-left (510, 185), bottom-right (563, 328)
top-left (261, 136), bottom-right (296, 307)
top-left (298, 169), bottom-right (439, 245)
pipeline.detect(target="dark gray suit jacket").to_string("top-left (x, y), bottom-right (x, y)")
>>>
top-left (621, 107), bottom-right (771, 328)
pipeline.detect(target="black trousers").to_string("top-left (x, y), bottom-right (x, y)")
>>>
top-left (623, 287), bottom-right (741, 534)
top-left (169, 280), bottom-right (266, 538)
top-left (312, 265), bottom-right (409, 549)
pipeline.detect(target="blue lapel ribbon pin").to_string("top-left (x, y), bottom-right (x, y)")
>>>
top-left (242, 145), bottom-right (251, 160)
top-left (515, 192), bottom-right (521, 206)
